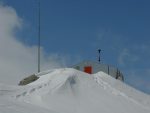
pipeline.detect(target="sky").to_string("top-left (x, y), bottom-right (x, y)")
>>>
top-left (0, 0), bottom-right (150, 94)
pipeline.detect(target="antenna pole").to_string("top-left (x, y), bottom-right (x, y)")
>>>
top-left (38, 0), bottom-right (41, 73)
top-left (98, 49), bottom-right (101, 63)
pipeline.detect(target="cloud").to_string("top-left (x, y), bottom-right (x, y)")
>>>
top-left (125, 69), bottom-right (150, 94)
top-left (118, 47), bottom-right (150, 94)
top-left (94, 27), bottom-right (150, 94)
top-left (93, 28), bottom-right (130, 57)
top-left (0, 4), bottom-right (66, 85)
top-left (118, 48), bottom-right (139, 66)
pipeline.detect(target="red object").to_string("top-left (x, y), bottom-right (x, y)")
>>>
top-left (84, 66), bottom-right (92, 74)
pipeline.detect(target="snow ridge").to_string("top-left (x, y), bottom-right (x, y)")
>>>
top-left (93, 72), bottom-right (150, 110)
top-left (0, 68), bottom-right (150, 113)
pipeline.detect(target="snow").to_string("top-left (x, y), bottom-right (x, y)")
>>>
top-left (0, 68), bottom-right (150, 113)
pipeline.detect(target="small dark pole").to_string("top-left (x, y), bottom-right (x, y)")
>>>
top-left (116, 68), bottom-right (119, 79)
top-left (98, 49), bottom-right (101, 63)
top-left (38, 0), bottom-right (41, 73)
top-left (108, 65), bottom-right (109, 75)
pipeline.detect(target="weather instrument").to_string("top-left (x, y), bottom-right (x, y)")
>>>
top-left (98, 49), bottom-right (101, 63)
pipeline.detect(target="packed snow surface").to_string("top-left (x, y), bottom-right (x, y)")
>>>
top-left (0, 68), bottom-right (150, 113)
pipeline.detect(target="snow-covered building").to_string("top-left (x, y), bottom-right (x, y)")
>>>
top-left (73, 61), bottom-right (124, 81)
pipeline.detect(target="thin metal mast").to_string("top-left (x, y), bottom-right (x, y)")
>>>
top-left (38, 0), bottom-right (41, 73)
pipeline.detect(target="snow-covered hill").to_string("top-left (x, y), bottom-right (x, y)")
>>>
top-left (0, 68), bottom-right (150, 113)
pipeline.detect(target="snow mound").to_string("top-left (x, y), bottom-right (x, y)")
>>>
top-left (0, 68), bottom-right (150, 113)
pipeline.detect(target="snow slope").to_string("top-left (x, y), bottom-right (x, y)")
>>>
top-left (0, 68), bottom-right (150, 113)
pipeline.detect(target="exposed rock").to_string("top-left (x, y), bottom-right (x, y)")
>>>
top-left (19, 74), bottom-right (39, 85)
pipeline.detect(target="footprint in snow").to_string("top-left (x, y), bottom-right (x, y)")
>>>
top-left (22, 92), bottom-right (27, 96)
top-left (44, 84), bottom-right (47, 86)
top-left (16, 94), bottom-right (21, 98)
top-left (29, 88), bottom-right (36, 93)
top-left (37, 85), bottom-right (42, 89)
